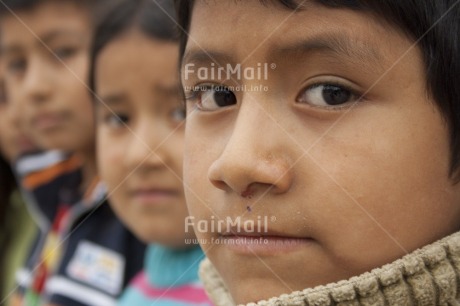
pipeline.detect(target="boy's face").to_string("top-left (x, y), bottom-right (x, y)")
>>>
top-left (96, 31), bottom-right (194, 247)
top-left (182, 0), bottom-right (460, 303)
top-left (1, 1), bottom-right (94, 152)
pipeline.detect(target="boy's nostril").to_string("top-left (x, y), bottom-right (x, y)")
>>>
top-left (241, 186), bottom-right (253, 199)
top-left (209, 178), bottom-right (230, 192)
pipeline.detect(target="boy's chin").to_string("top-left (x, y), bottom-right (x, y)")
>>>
top-left (213, 251), bottom-right (358, 304)
top-left (213, 258), bottom-right (295, 303)
top-left (32, 133), bottom-right (73, 153)
top-left (226, 277), bottom-right (297, 304)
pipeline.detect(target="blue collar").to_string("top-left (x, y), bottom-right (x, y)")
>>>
top-left (145, 244), bottom-right (204, 288)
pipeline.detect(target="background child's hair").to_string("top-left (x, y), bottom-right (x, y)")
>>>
top-left (0, 63), bottom-right (15, 289)
top-left (89, 0), bottom-right (178, 95)
top-left (0, 0), bottom-right (107, 17)
top-left (0, 157), bottom-right (15, 216)
top-left (0, 155), bottom-right (16, 227)
top-left (0, 155), bottom-right (16, 298)
top-left (174, 0), bottom-right (460, 181)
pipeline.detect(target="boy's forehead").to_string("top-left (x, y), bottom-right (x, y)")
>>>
top-left (185, 0), bottom-right (393, 70)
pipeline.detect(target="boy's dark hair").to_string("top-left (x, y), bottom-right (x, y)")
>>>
top-left (89, 0), bottom-right (178, 94)
top-left (175, 0), bottom-right (460, 181)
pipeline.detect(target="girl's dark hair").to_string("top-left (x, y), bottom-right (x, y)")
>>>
top-left (89, 0), bottom-right (178, 94)
top-left (175, 0), bottom-right (460, 181)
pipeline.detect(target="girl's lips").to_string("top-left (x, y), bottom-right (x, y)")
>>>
top-left (130, 189), bottom-right (179, 206)
top-left (219, 235), bottom-right (315, 256)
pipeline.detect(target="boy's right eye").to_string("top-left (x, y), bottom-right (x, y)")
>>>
top-left (186, 85), bottom-right (237, 111)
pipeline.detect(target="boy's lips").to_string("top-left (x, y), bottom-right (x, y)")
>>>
top-left (17, 135), bottom-right (36, 154)
top-left (219, 228), bottom-right (315, 256)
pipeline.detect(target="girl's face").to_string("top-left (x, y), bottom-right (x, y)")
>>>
top-left (96, 30), bottom-right (193, 247)
top-left (181, 0), bottom-right (460, 303)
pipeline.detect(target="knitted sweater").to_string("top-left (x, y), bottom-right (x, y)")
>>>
top-left (200, 231), bottom-right (460, 306)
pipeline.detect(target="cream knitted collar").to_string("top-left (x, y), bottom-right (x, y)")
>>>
top-left (199, 231), bottom-right (460, 306)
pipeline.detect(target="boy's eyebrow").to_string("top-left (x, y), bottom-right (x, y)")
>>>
top-left (182, 33), bottom-right (384, 72)
top-left (273, 33), bottom-right (384, 69)
top-left (182, 50), bottom-right (235, 68)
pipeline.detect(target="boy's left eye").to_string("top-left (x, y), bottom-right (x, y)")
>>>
top-left (296, 84), bottom-right (359, 108)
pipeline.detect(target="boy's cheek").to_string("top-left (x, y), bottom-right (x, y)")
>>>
top-left (307, 144), bottom-right (460, 259)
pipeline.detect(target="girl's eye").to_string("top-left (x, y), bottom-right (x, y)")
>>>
top-left (171, 107), bottom-right (186, 122)
top-left (296, 84), bottom-right (358, 108)
top-left (188, 85), bottom-right (237, 111)
top-left (104, 114), bottom-right (129, 128)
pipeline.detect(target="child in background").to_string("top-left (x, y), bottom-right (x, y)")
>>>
top-left (91, 0), bottom-right (210, 305)
top-left (0, 60), bottom-right (37, 306)
top-left (0, 1), bottom-right (145, 305)
top-left (176, 0), bottom-right (460, 305)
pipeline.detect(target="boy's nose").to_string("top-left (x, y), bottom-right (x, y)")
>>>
top-left (207, 100), bottom-right (294, 197)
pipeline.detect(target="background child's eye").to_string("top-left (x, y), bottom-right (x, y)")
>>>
top-left (171, 107), bottom-right (186, 122)
top-left (297, 84), bottom-right (358, 108)
top-left (6, 58), bottom-right (26, 75)
top-left (104, 114), bottom-right (129, 128)
top-left (53, 47), bottom-right (78, 60)
top-left (188, 85), bottom-right (237, 111)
